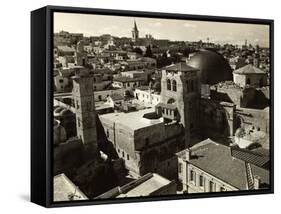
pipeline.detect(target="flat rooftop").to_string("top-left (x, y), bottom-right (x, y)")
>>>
top-left (53, 173), bottom-right (88, 202)
top-left (117, 174), bottom-right (170, 197)
top-left (99, 108), bottom-right (163, 130)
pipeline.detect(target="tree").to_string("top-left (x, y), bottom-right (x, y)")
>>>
top-left (183, 47), bottom-right (191, 57)
top-left (144, 45), bottom-right (153, 57)
top-left (162, 51), bottom-right (168, 58)
top-left (133, 47), bottom-right (143, 56)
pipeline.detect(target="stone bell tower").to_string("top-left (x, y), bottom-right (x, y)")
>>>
top-left (132, 20), bottom-right (139, 43)
top-left (160, 62), bottom-right (200, 147)
top-left (72, 73), bottom-right (97, 151)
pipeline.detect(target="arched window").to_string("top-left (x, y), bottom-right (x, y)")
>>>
top-left (246, 78), bottom-right (251, 85)
top-left (167, 98), bottom-right (175, 104)
top-left (172, 80), bottom-right (177, 91)
top-left (167, 79), bottom-right (171, 90)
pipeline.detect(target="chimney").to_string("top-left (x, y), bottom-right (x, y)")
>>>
top-left (185, 149), bottom-right (191, 161)
top-left (254, 175), bottom-right (261, 190)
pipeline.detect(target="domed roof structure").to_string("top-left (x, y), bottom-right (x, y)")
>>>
top-left (54, 119), bottom-right (67, 145)
top-left (54, 107), bottom-right (65, 118)
top-left (187, 49), bottom-right (233, 85)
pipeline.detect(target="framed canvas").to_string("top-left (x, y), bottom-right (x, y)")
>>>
top-left (31, 5), bottom-right (274, 207)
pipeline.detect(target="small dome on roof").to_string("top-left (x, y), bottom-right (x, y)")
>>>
top-left (53, 119), bottom-right (67, 145)
top-left (54, 107), bottom-right (65, 117)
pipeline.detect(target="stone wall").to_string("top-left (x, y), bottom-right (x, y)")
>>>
top-left (199, 99), bottom-right (235, 138)
top-left (186, 164), bottom-right (238, 193)
top-left (94, 88), bottom-right (125, 102)
top-left (234, 73), bottom-right (267, 88)
top-left (211, 85), bottom-right (266, 108)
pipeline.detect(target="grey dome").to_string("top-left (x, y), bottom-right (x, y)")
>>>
top-left (187, 49), bottom-right (232, 85)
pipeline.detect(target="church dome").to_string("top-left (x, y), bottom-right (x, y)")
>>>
top-left (54, 107), bottom-right (65, 118)
top-left (187, 49), bottom-right (233, 85)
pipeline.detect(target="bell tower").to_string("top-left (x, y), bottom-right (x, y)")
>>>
top-left (160, 62), bottom-right (200, 147)
top-left (72, 73), bottom-right (98, 151)
top-left (253, 45), bottom-right (260, 68)
top-left (132, 20), bottom-right (139, 42)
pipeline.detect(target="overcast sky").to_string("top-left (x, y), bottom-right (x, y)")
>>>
top-left (54, 12), bottom-right (270, 47)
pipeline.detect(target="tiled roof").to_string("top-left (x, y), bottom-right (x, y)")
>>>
top-left (180, 139), bottom-right (269, 190)
top-left (231, 147), bottom-right (269, 169)
top-left (165, 62), bottom-right (198, 72)
top-left (233, 64), bottom-right (266, 74)
top-left (114, 76), bottom-right (144, 82)
top-left (57, 46), bottom-right (75, 52)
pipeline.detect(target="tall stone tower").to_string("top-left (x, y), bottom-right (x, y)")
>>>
top-left (75, 40), bottom-right (88, 66)
top-left (160, 62), bottom-right (200, 147)
top-left (132, 20), bottom-right (139, 42)
top-left (72, 73), bottom-right (98, 151)
top-left (253, 45), bottom-right (260, 68)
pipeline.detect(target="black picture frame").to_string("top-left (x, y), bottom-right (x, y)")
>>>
top-left (31, 5), bottom-right (274, 208)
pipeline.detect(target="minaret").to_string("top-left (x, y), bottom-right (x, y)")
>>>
top-left (132, 20), bottom-right (139, 42)
top-left (253, 45), bottom-right (260, 68)
top-left (72, 73), bottom-right (98, 151)
top-left (206, 37), bottom-right (210, 47)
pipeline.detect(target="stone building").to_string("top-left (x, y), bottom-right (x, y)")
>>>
top-left (134, 86), bottom-right (161, 106)
top-left (91, 73), bottom-right (112, 91)
top-left (74, 40), bottom-right (88, 66)
top-left (121, 70), bottom-right (148, 83)
top-left (99, 62), bottom-right (201, 179)
top-left (72, 73), bottom-right (98, 151)
top-left (54, 173), bottom-right (88, 202)
top-left (198, 99), bottom-right (237, 137)
top-left (54, 70), bottom-right (70, 93)
top-left (99, 108), bottom-right (183, 179)
top-left (158, 62), bottom-right (201, 147)
top-left (233, 64), bottom-right (267, 88)
top-left (56, 45), bottom-right (75, 56)
top-left (112, 76), bottom-right (144, 92)
top-left (177, 138), bottom-right (269, 193)
top-left (53, 119), bottom-right (67, 145)
top-left (54, 106), bottom-right (76, 139)
top-left (95, 173), bottom-right (176, 198)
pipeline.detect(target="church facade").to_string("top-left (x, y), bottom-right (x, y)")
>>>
top-left (99, 62), bottom-right (201, 179)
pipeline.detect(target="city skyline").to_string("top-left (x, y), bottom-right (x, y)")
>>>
top-left (52, 11), bottom-right (271, 202)
top-left (54, 12), bottom-right (270, 47)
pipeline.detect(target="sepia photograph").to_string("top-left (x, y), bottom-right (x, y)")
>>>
top-left (52, 11), bottom-right (271, 203)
